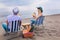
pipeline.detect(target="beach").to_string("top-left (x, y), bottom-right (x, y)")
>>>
top-left (0, 14), bottom-right (60, 40)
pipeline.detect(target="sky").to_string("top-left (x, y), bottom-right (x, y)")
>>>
top-left (0, 0), bottom-right (60, 18)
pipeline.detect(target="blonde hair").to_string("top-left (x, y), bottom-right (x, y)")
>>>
top-left (18, 13), bottom-right (21, 16)
top-left (32, 12), bottom-right (36, 16)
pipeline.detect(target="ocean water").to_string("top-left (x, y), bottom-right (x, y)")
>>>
top-left (0, 9), bottom-right (60, 19)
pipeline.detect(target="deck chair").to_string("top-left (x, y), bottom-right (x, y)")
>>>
top-left (6, 20), bottom-right (21, 33)
top-left (35, 16), bottom-right (45, 25)
top-left (34, 16), bottom-right (45, 30)
top-left (6, 20), bottom-right (21, 40)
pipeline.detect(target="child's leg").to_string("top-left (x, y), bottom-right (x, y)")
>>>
top-left (29, 25), bottom-right (34, 32)
top-left (2, 23), bottom-right (10, 32)
top-left (31, 20), bottom-right (36, 26)
top-left (30, 20), bottom-right (36, 32)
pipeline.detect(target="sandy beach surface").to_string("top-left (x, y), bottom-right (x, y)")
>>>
top-left (0, 14), bottom-right (60, 40)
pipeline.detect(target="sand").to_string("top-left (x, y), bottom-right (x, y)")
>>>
top-left (0, 14), bottom-right (60, 40)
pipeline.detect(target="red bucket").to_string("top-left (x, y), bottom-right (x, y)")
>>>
top-left (23, 32), bottom-right (33, 38)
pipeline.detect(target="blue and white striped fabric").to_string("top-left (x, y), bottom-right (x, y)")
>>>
top-left (35, 16), bottom-right (45, 26)
top-left (7, 20), bottom-right (21, 32)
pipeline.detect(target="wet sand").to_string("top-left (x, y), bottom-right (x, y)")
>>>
top-left (0, 14), bottom-right (60, 40)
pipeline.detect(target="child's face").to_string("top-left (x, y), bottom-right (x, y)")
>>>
top-left (38, 9), bottom-right (42, 14)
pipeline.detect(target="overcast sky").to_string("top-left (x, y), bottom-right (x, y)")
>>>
top-left (0, 0), bottom-right (60, 18)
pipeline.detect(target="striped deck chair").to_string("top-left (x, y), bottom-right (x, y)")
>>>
top-left (35, 16), bottom-right (45, 25)
top-left (5, 20), bottom-right (22, 40)
top-left (7, 20), bottom-right (21, 33)
top-left (35, 16), bottom-right (45, 30)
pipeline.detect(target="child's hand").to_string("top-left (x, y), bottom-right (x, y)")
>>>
top-left (32, 13), bottom-right (36, 18)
